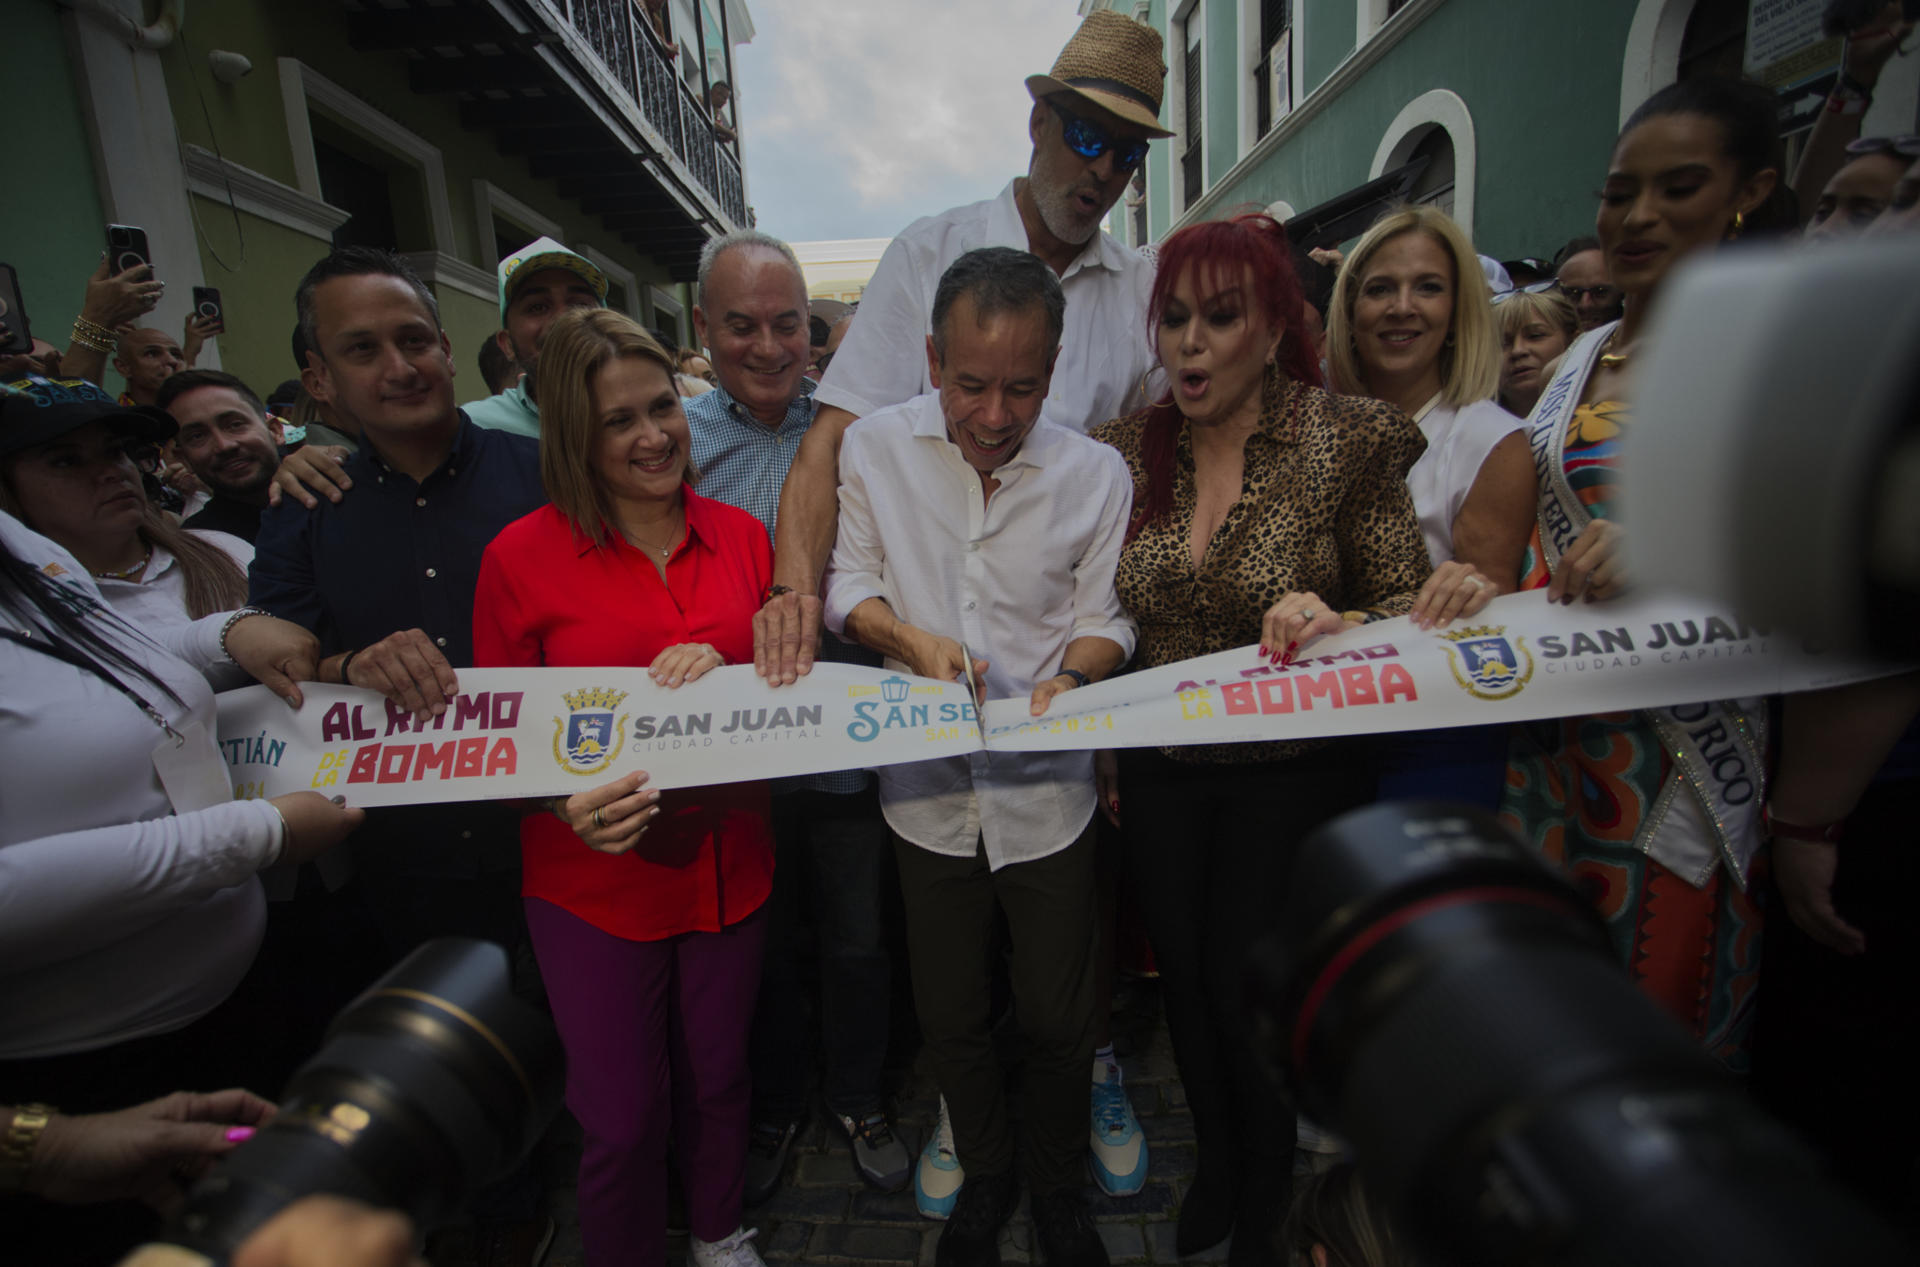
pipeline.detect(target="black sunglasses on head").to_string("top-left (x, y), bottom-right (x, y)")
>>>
top-left (1048, 101), bottom-right (1150, 174)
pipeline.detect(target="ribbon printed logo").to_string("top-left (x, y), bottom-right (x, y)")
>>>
top-left (553, 687), bottom-right (629, 775)
top-left (1440, 626), bottom-right (1535, 701)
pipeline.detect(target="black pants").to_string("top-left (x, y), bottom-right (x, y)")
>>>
top-left (894, 822), bottom-right (1098, 1195)
top-left (1752, 773), bottom-right (1920, 1233)
top-left (1119, 745), bottom-right (1373, 1188)
top-left (750, 785), bottom-right (894, 1120)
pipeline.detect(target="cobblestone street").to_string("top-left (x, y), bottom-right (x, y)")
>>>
top-left (530, 979), bottom-right (1239, 1267)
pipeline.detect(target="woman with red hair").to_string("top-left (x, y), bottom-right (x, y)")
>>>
top-left (1090, 213), bottom-right (1429, 1267)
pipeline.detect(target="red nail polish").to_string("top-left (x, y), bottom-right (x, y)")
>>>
top-left (224, 1126), bottom-right (256, 1143)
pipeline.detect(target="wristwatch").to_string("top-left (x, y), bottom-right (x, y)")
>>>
top-left (1, 1104), bottom-right (54, 1192)
top-left (1057, 668), bottom-right (1090, 688)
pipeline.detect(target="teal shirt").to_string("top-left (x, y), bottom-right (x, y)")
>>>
top-left (462, 381), bottom-right (539, 439)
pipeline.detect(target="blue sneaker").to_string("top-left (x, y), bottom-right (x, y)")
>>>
top-left (915, 1096), bottom-right (965, 1220)
top-left (1089, 1060), bottom-right (1147, 1197)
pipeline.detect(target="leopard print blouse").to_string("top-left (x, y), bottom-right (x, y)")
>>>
top-left (1090, 372), bottom-right (1431, 764)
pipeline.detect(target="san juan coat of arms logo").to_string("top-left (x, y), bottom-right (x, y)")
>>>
top-left (1439, 626), bottom-right (1535, 701)
top-left (553, 687), bottom-right (629, 775)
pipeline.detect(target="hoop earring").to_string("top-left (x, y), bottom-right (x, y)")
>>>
top-left (1727, 210), bottom-right (1745, 241)
top-left (1443, 332), bottom-right (1455, 348)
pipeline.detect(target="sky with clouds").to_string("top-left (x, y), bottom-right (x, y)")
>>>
top-left (732, 1), bottom-right (1086, 244)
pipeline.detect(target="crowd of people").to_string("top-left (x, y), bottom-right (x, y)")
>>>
top-left (4, 7), bottom-right (1918, 1267)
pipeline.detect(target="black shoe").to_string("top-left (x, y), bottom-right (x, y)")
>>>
top-left (1031, 1188), bottom-right (1109, 1267)
top-left (836, 1107), bottom-right (913, 1193)
top-left (1176, 1167), bottom-right (1234, 1256)
top-left (935, 1170), bottom-right (1020, 1267)
top-left (743, 1117), bottom-right (801, 1207)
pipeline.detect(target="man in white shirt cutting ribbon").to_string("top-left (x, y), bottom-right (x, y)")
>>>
top-left (823, 247), bottom-right (1135, 1267)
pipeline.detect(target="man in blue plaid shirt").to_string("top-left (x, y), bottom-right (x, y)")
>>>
top-left (684, 231), bottom-right (910, 1204)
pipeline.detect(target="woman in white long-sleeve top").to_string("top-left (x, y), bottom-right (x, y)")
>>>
top-left (0, 386), bottom-right (363, 1265)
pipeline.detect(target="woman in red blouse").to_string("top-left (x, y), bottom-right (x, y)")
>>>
top-left (474, 309), bottom-right (773, 1267)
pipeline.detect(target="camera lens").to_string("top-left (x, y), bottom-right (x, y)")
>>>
top-left (1247, 803), bottom-right (1911, 1267)
top-left (157, 939), bottom-right (563, 1259)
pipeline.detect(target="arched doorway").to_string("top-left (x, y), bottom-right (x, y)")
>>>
top-left (1370, 88), bottom-right (1476, 235)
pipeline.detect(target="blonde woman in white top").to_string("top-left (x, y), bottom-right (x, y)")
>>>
top-left (1326, 204), bottom-right (1533, 631)
top-left (1325, 204), bottom-right (1533, 811)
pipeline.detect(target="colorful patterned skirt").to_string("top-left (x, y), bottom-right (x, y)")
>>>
top-left (1502, 711), bottom-right (1765, 1071)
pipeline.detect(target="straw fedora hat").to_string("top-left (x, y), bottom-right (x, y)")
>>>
top-left (1026, 11), bottom-right (1174, 140)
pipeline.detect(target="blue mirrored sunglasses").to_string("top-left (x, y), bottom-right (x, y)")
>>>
top-left (1049, 101), bottom-right (1149, 173)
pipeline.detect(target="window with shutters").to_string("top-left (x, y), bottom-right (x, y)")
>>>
top-left (1179, 7), bottom-right (1204, 207)
top-left (1255, 0), bottom-right (1290, 140)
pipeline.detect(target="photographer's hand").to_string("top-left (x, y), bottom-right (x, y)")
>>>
top-left (230, 1195), bottom-right (423, 1267)
top-left (1844, 1), bottom-right (1914, 86)
top-left (183, 312), bottom-right (221, 367)
top-left (61, 257), bottom-right (162, 387)
top-left (20, 1090), bottom-right (274, 1209)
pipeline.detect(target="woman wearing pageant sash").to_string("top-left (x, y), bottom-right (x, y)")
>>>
top-left (1091, 213), bottom-right (1429, 1266)
top-left (1503, 78), bottom-right (1781, 1070)
top-left (1324, 204), bottom-right (1533, 809)
top-left (472, 309), bottom-right (774, 1267)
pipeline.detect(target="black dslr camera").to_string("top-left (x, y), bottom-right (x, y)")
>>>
top-left (1249, 803), bottom-right (1911, 1267)
top-left (123, 939), bottom-right (562, 1265)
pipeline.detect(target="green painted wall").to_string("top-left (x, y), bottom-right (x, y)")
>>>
top-left (1303, 0), bottom-right (1354, 95)
top-left (153, 0), bottom-right (690, 395)
top-left (1152, 0), bottom-right (1642, 262)
top-left (3, 2), bottom-right (108, 373)
top-left (438, 290), bottom-right (509, 405)
top-left (185, 198), bottom-right (323, 394)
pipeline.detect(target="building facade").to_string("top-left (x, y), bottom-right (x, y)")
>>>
top-left (4, 0), bottom-right (757, 396)
top-left (791, 239), bottom-right (890, 305)
top-left (1092, 0), bottom-right (1920, 259)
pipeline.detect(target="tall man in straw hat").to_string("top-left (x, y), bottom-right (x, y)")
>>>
top-left (752, 3), bottom-right (1171, 1227)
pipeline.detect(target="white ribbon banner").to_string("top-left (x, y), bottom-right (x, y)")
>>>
top-left (216, 591), bottom-right (1907, 807)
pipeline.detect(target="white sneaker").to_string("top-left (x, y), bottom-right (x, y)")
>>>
top-left (691, 1225), bottom-right (765, 1267)
top-left (914, 1095), bottom-right (965, 1220)
top-left (1088, 1058), bottom-right (1147, 1197)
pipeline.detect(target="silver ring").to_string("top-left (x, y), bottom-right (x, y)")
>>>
top-left (591, 807), bottom-right (605, 829)
top-left (1300, 609), bottom-right (1316, 622)
top-left (1463, 575), bottom-right (1487, 589)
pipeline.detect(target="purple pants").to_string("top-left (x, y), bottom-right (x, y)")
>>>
top-left (525, 898), bottom-right (767, 1267)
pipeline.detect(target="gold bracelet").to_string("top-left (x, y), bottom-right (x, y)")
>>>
top-left (68, 322), bottom-right (115, 354)
top-left (1, 1104), bottom-right (55, 1192)
top-left (72, 315), bottom-right (119, 344)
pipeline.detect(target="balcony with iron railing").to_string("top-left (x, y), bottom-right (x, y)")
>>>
top-left (551, 0), bottom-right (747, 228)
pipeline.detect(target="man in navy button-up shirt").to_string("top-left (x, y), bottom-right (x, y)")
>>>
top-left (251, 409), bottom-right (542, 669)
top-left (250, 247), bottom-right (546, 967)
